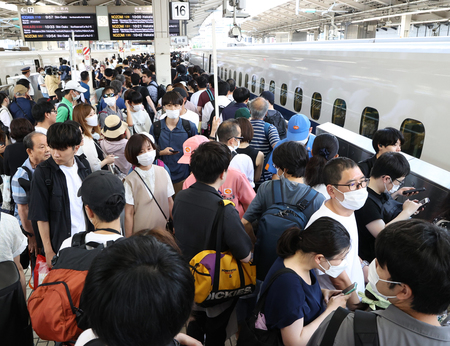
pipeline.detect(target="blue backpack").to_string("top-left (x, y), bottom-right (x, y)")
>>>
top-left (254, 180), bottom-right (318, 281)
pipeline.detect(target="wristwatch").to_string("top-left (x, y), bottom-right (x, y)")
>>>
top-left (361, 260), bottom-right (370, 268)
top-left (209, 135), bottom-right (216, 140)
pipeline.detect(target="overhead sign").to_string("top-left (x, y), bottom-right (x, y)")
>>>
top-left (170, 2), bottom-right (190, 20)
top-left (170, 36), bottom-right (188, 46)
top-left (108, 6), bottom-right (180, 40)
top-left (19, 6), bottom-right (98, 41)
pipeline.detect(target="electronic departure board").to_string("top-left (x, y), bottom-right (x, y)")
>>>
top-left (19, 6), bottom-right (98, 41)
top-left (109, 13), bottom-right (180, 40)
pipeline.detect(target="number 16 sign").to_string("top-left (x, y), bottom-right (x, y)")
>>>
top-left (170, 2), bottom-right (190, 20)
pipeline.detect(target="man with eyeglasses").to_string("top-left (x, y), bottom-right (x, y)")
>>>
top-left (355, 152), bottom-right (422, 263)
top-left (32, 100), bottom-right (57, 135)
top-left (56, 80), bottom-right (86, 122)
top-left (306, 157), bottom-right (366, 308)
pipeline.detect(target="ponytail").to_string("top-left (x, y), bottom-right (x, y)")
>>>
top-left (304, 154), bottom-right (327, 187)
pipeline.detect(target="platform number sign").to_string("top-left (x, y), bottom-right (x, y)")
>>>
top-left (171, 2), bottom-right (189, 20)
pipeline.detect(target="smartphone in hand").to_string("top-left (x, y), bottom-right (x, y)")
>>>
top-left (342, 282), bottom-right (357, 295)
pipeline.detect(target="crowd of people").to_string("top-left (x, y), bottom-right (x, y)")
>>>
top-left (0, 51), bottom-right (450, 346)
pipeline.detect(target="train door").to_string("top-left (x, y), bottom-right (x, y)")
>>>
top-left (208, 54), bottom-right (212, 74)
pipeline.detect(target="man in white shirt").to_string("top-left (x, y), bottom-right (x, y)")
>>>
top-left (32, 100), bottom-right (57, 135)
top-left (190, 74), bottom-right (208, 107)
top-left (202, 81), bottom-right (232, 131)
top-left (19, 66), bottom-right (34, 98)
top-left (306, 157), bottom-right (367, 306)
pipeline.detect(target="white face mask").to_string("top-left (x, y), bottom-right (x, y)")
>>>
top-left (137, 151), bottom-right (156, 167)
top-left (104, 97), bottom-right (116, 107)
top-left (132, 105), bottom-right (142, 112)
top-left (368, 260), bottom-right (402, 300)
top-left (385, 178), bottom-right (401, 194)
top-left (232, 138), bottom-right (240, 151)
top-left (319, 258), bottom-right (348, 278)
top-left (276, 168), bottom-right (285, 180)
top-left (86, 115), bottom-right (98, 127)
top-left (165, 109), bottom-right (180, 119)
top-left (333, 186), bottom-right (368, 211)
top-left (72, 91), bottom-right (81, 101)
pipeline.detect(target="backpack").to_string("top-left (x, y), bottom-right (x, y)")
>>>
top-left (150, 81), bottom-right (166, 105)
top-left (204, 99), bottom-right (225, 138)
top-left (152, 118), bottom-right (192, 146)
top-left (254, 180), bottom-right (319, 281)
top-left (27, 231), bottom-right (120, 343)
top-left (57, 103), bottom-right (71, 121)
top-left (264, 110), bottom-right (286, 140)
top-left (319, 307), bottom-right (379, 346)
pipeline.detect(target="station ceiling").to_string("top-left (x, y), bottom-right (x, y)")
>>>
top-left (1, 0), bottom-right (449, 40)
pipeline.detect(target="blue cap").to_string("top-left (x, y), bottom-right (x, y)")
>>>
top-left (287, 114), bottom-right (310, 141)
top-left (21, 66), bottom-right (30, 72)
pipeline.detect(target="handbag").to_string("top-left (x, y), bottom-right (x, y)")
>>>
top-left (237, 268), bottom-right (296, 346)
top-left (134, 170), bottom-right (173, 233)
top-left (189, 200), bottom-right (256, 307)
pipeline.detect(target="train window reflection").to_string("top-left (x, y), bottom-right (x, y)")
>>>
top-left (239, 72), bottom-right (242, 87)
top-left (225, 68), bottom-right (227, 78)
top-left (401, 119), bottom-right (425, 158)
top-left (234, 71), bottom-right (236, 81)
top-left (280, 83), bottom-right (288, 106)
top-left (269, 81), bottom-right (275, 94)
top-left (332, 98), bottom-right (346, 127)
top-left (360, 107), bottom-right (379, 139)
top-left (260, 78), bottom-right (265, 94)
top-left (294, 87), bottom-right (303, 112)
top-left (311, 92), bottom-right (322, 120)
top-left (251, 75), bottom-right (257, 93)
top-left (245, 74), bottom-right (249, 89)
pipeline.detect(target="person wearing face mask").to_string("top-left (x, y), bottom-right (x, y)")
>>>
top-left (123, 133), bottom-right (175, 237)
top-left (73, 104), bottom-right (115, 172)
top-left (305, 157), bottom-right (367, 308)
top-left (56, 80), bottom-right (87, 122)
top-left (124, 90), bottom-right (151, 134)
top-left (355, 152), bottom-right (422, 263)
top-left (266, 113), bottom-right (316, 180)
top-left (37, 67), bottom-right (49, 99)
top-left (0, 92), bottom-right (13, 133)
top-left (98, 86), bottom-right (125, 129)
top-left (150, 91), bottom-right (197, 194)
top-left (257, 218), bottom-right (351, 346)
top-left (308, 219), bottom-right (450, 346)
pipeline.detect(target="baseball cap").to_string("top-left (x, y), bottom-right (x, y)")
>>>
top-left (14, 84), bottom-right (28, 95)
top-left (77, 170), bottom-right (125, 209)
top-left (287, 114), bottom-right (311, 141)
top-left (178, 135), bottom-right (209, 164)
top-left (64, 80), bottom-right (87, 93)
top-left (235, 107), bottom-right (251, 119)
top-left (260, 91), bottom-right (274, 105)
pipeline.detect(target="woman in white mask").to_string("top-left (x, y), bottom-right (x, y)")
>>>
top-left (123, 133), bottom-right (174, 237)
top-left (355, 152), bottom-right (422, 264)
top-left (124, 90), bottom-right (151, 134)
top-left (259, 217), bottom-right (351, 346)
top-left (73, 104), bottom-right (115, 171)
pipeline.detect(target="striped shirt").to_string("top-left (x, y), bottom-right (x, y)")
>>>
top-left (250, 119), bottom-right (280, 182)
top-left (11, 158), bottom-right (34, 226)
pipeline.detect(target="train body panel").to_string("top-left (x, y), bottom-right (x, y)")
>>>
top-left (190, 37), bottom-right (450, 171)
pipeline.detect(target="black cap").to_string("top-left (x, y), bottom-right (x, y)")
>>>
top-left (77, 171), bottom-right (124, 209)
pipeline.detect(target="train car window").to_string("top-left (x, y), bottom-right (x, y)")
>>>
top-left (245, 74), bottom-right (249, 89)
top-left (311, 92), bottom-right (322, 120)
top-left (251, 75), bottom-right (257, 93)
top-left (239, 72), bottom-right (242, 87)
top-left (260, 78), bottom-right (265, 94)
top-left (332, 98), bottom-right (346, 127)
top-left (400, 119), bottom-right (425, 158)
top-left (225, 68), bottom-right (227, 78)
top-left (269, 80), bottom-right (276, 94)
top-left (34, 59), bottom-right (40, 68)
top-left (234, 70), bottom-right (237, 81)
top-left (294, 87), bottom-right (303, 112)
top-left (360, 107), bottom-right (379, 139)
top-left (280, 83), bottom-right (288, 106)
top-left (220, 67), bottom-right (223, 79)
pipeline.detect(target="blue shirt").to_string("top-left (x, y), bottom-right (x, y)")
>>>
top-left (11, 158), bottom-right (34, 225)
top-left (80, 81), bottom-right (91, 104)
top-left (150, 118), bottom-right (198, 183)
top-left (221, 102), bottom-right (247, 121)
top-left (9, 98), bottom-right (35, 123)
top-left (266, 134), bottom-right (316, 175)
top-left (262, 257), bottom-right (325, 329)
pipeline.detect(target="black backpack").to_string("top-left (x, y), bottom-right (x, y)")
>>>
top-left (264, 110), bottom-right (287, 140)
top-left (152, 118), bottom-right (193, 146)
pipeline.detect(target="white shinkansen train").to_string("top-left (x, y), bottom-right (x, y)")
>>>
top-left (189, 37), bottom-right (450, 172)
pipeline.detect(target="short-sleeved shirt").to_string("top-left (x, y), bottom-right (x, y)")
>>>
top-left (173, 182), bottom-right (252, 262)
top-left (56, 97), bottom-right (73, 122)
top-left (355, 187), bottom-right (386, 262)
top-left (11, 158), bottom-right (34, 225)
top-left (149, 118), bottom-right (198, 183)
top-left (358, 155), bottom-right (377, 178)
top-left (190, 89), bottom-right (205, 107)
top-left (249, 119), bottom-right (280, 182)
top-left (197, 87), bottom-right (214, 109)
top-left (80, 81), bottom-right (90, 104)
top-left (262, 257), bottom-right (325, 329)
top-left (243, 178), bottom-right (325, 224)
top-left (0, 212), bottom-right (27, 262)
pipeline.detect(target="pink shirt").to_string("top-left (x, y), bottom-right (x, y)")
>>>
top-left (183, 167), bottom-right (256, 218)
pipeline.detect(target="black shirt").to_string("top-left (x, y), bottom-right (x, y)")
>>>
top-left (236, 146), bottom-right (259, 171)
top-left (358, 154), bottom-right (377, 178)
top-left (3, 141), bottom-right (28, 177)
top-left (173, 182), bottom-right (252, 262)
top-left (28, 156), bottom-right (92, 253)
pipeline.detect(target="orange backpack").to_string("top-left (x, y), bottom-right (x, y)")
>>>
top-left (28, 231), bottom-right (120, 343)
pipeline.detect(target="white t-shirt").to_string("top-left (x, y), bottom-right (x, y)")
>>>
top-left (58, 232), bottom-right (123, 254)
top-left (128, 108), bottom-right (151, 134)
top-left (60, 161), bottom-right (85, 236)
top-left (313, 184), bottom-right (330, 200)
top-left (0, 107), bottom-right (12, 130)
top-left (305, 202), bottom-right (365, 294)
top-left (228, 148), bottom-right (255, 187)
top-left (0, 212), bottom-right (28, 262)
top-left (181, 109), bottom-right (199, 130)
top-left (34, 126), bottom-right (48, 135)
top-left (124, 166), bottom-right (174, 205)
top-left (190, 89), bottom-right (205, 107)
top-left (202, 96), bottom-right (230, 130)
top-left (38, 74), bottom-right (48, 94)
top-left (77, 135), bottom-right (102, 172)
